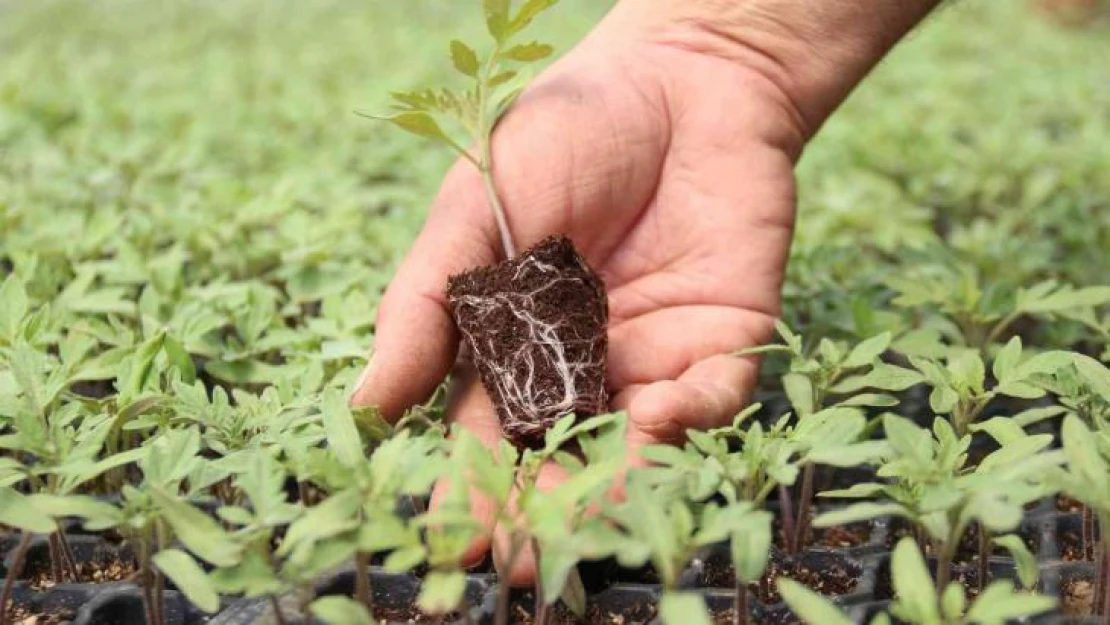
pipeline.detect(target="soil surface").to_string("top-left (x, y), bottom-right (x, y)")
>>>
top-left (1062, 578), bottom-right (1094, 616)
top-left (772, 520), bottom-right (872, 551)
top-left (503, 593), bottom-right (657, 624)
top-left (28, 557), bottom-right (136, 590)
top-left (887, 519), bottom-right (1037, 565)
top-left (698, 551), bottom-right (861, 605)
top-left (373, 604), bottom-right (464, 622)
top-left (446, 236), bottom-right (609, 450)
top-left (2, 602), bottom-right (76, 625)
top-left (1057, 494), bottom-right (1085, 513)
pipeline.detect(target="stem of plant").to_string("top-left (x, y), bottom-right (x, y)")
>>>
top-left (977, 524), bottom-right (990, 591)
top-left (1083, 504), bottom-right (1095, 561)
top-left (354, 551), bottom-right (373, 619)
top-left (0, 532), bottom-right (32, 625)
top-left (495, 533), bottom-right (525, 625)
top-left (153, 522), bottom-right (167, 625)
top-left (777, 484), bottom-right (796, 554)
top-left (791, 464), bottom-right (816, 554)
top-left (60, 533), bottom-right (80, 582)
top-left (475, 44), bottom-right (516, 261)
top-left (733, 580), bottom-right (749, 625)
top-left (47, 533), bottom-right (63, 583)
top-left (1100, 541), bottom-right (1109, 617)
top-left (935, 540), bottom-right (955, 594)
top-left (270, 595), bottom-right (288, 625)
top-left (139, 535), bottom-right (157, 625)
top-left (532, 538), bottom-right (548, 625)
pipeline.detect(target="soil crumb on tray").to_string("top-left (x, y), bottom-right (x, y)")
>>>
top-left (4, 603), bottom-right (76, 625)
top-left (1063, 579), bottom-right (1093, 616)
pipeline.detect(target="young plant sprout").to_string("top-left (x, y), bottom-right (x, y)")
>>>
top-left (369, 0), bottom-right (610, 450)
top-left (814, 415), bottom-right (1059, 592)
top-left (778, 537), bottom-right (1056, 625)
top-left (738, 323), bottom-right (919, 555)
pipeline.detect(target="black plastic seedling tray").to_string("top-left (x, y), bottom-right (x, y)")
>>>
top-left (3, 494), bottom-right (1103, 624)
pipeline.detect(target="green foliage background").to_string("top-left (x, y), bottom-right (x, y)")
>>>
top-left (1, 0), bottom-right (1108, 375)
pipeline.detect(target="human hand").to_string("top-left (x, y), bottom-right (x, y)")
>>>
top-left (350, 0), bottom-right (938, 584)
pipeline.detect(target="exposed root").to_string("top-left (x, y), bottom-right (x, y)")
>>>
top-left (448, 237), bottom-right (608, 447)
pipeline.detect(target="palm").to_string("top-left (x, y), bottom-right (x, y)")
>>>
top-left (433, 40), bottom-right (797, 446)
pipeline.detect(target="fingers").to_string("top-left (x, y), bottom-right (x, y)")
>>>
top-left (428, 363), bottom-right (502, 568)
top-left (348, 163), bottom-right (499, 421)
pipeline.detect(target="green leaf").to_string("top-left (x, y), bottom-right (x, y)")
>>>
top-left (941, 582), bottom-right (966, 621)
top-left (149, 488), bottom-right (242, 567)
top-left (27, 494), bottom-right (121, 526)
top-left (993, 534), bottom-right (1039, 590)
top-left (321, 389), bottom-right (364, 467)
top-left (891, 537), bottom-right (939, 623)
top-left (783, 373), bottom-right (815, 416)
top-left (812, 502), bottom-right (907, 527)
top-left (310, 596), bottom-right (374, 625)
top-left (969, 417), bottom-right (1028, 446)
top-left (483, 0), bottom-right (510, 40)
top-left (417, 571), bottom-right (467, 615)
top-left (830, 363), bottom-right (924, 393)
top-left (449, 40), bottom-right (479, 77)
top-left (658, 591), bottom-right (711, 625)
top-left (730, 513), bottom-right (772, 584)
top-left (153, 549), bottom-right (220, 613)
top-left (991, 336), bottom-right (1022, 383)
top-left (843, 332), bottom-right (892, 369)
top-left (163, 334), bottom-right (196, 384)
top-left (1017, 284), bottom-right (1110, 314)
top-left (0, 275), bottom-right (29, 340)
top-left (964, 581), bottom-right (1056, 624)
top-left (499, 42), bottom-right (553, 62)
top-left (509, 0), bottom-right (559, 35)
top-left (381, 111), bottom-right (450, 142)
top-left (776, 579), bottom-right (853, 625)
top-left (0, 487), bottom-right (56, 533)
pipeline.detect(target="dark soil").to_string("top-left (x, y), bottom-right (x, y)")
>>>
top-left (772, 520), bottom-right (872, 551)
top-left (887, 519), bottom-right (1038, 565)
top-left (373, 604), bottom-right (464, 622)
top-left (28, 557), bottom-right (136, 590)
top-left (1062, 578), bottom-right (1094, 616)
top-left (1058, 494), bottom-right (1086, 513)
top-left (503, 592), bottom-right (657, 624)
top-left (446, 236), bottom-right (609, 450)
top-left (697, 551), bottom-right (861, 605)
top-left (3, 602), bottom-right (76, 625)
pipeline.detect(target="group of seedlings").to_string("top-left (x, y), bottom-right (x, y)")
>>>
top-left (3, 0), bottom-right (1110, 624)
top-left (2, 267), bottom-right (1109, 624)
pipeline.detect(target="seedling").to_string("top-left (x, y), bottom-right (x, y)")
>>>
top-left (1050, 415), bottom-right (1110, 616)
top-left (739, 323), bottom-right (919, 554)
top-left (454, 412), bottom-right (624, 625)
top-left (778, 536), bottom-right (1056, 625)
top-left (814, 415), bottom-right (1059, 592)
top-left (369, 0), bottom-right (610, 449)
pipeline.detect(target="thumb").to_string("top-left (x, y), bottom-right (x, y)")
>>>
top-left (349, 163), bottom-right (500, 422)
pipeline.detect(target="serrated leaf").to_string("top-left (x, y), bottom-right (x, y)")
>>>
top-left (483, 0), bottom-right (510, 40)
top-left (812, 502), bottom-right (907, 527)
top-left (310, 596), bottom-right (374, 625)
top-left (783, 373), bottom-right (815, 416)
top-left (416, 570), bottom-right (466, 615)
top-left (964, 581), bottom-right (1056, 624)
top-left (0, 275), bottom-right (29, 341)
top-left (150, 487), bottom-right (242, 567)
top-left (777, 579), bottom-right (853, 625)
top-left (0, 487), bottom-right (56, 533)
top-left (891, 537), bottom-right (939, 623)
top-left (991, 336), bottom-right (1022, 383)
top-left (658, 591), bottom-right (711, 625)
top-left (449, 40), bottom-right (479, 77)
top-left (843, 332), bottom-right (892, 369)
top-left (499, 42), bottom-right (553, 62)
top-left (730, 513), bottom-right (772, 584)
top-left (322, 389), bottom-right (364, 467)
top-left (509, 0), bottom-right (559, 35)
top-left (153, 549), bottom-right (220, 613)
top-left (993, 534), bottom-right (1039, 590)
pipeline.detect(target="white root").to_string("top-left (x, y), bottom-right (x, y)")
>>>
top-left (454, 253), bottom-right (606, 442)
